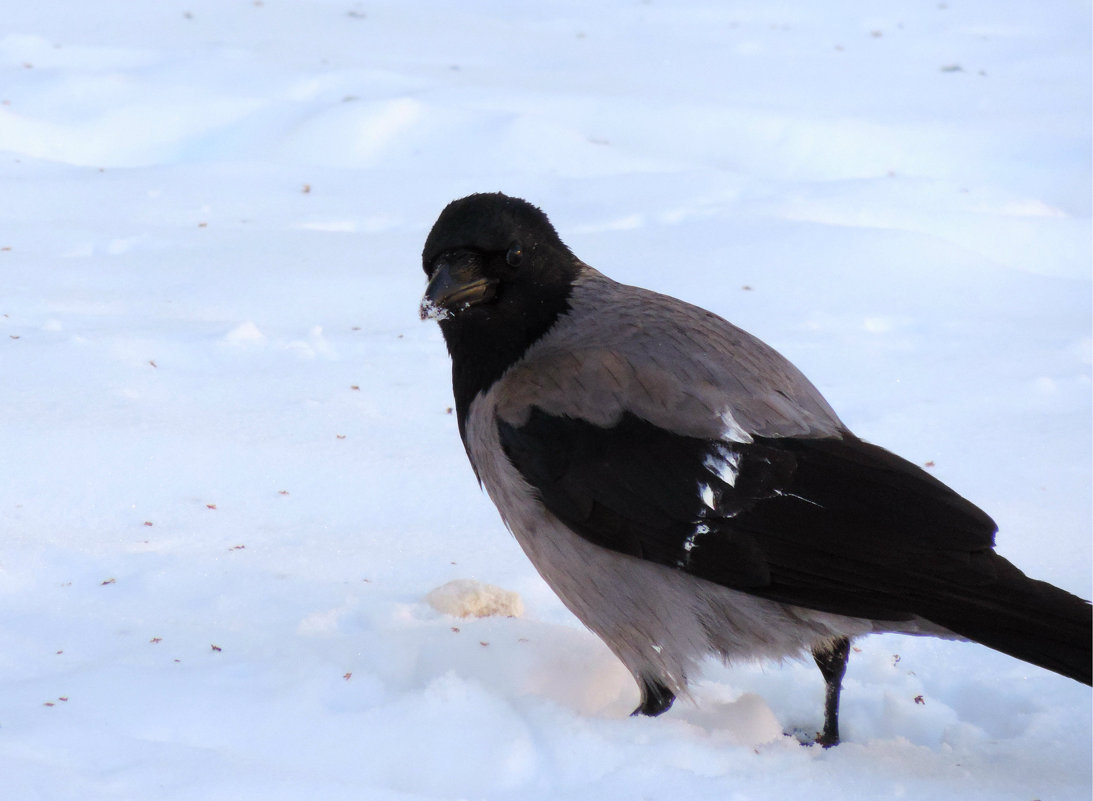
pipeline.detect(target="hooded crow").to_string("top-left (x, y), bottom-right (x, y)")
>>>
top-left (420, 192), bottom-right (1092, 746)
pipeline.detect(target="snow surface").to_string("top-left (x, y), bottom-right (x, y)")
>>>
top-left (1, 1), bottom-right (1090, 799)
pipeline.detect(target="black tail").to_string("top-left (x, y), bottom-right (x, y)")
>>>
top-left (920, 556), bottom-right (1092, 685)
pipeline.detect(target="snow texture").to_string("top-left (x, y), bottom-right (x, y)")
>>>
top-left (426, 579), bottom-right (524, 619)
top-left (0, 1), bottom-right (1090, 799)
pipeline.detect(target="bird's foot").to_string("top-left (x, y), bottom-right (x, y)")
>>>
top-left (785, 726), bottom-right (840, 748)
top-left (631, 677), bottom-right (675, 717)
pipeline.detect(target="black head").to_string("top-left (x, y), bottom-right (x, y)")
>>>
top-left (420, 193), bottom-right (578, 318)
top-left (420, 193), bottom-right (582, 440)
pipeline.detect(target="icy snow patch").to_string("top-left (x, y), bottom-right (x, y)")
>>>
top-left (426, 579), bottom-right (525, 619)
top-left (221, 321), bottom-right (267, 348)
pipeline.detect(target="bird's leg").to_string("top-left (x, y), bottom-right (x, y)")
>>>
top-left (811, 636), bottom-right (851, 747)
top-left (631, 676), bottom-right (675, 717)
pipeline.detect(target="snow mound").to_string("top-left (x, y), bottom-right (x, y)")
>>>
top-left (426, 579), bottom-right (525, 619)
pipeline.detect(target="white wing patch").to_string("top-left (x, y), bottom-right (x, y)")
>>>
top-left (679, 521), bottom-right (713, 567)
top-left (682, 443), bottom-right (746, 567)
top-left (718, 408), bottom-right (754, 444)
top-left (703, 443), bottom-right (741, 487)
top-left (699, 482), bottom-right (717, 510)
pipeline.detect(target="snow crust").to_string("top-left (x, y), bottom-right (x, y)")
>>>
top-left (0, 1), bottom-right (1090, 799)
top-left (426, 579), bottom-right (524, 619)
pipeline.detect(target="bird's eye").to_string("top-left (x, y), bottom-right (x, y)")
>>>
top-left (506, 242), bottom-right (523, 267)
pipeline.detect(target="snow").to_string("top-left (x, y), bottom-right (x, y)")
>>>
top-left (1, 1), bottom-right (1090, 798)
top-left (425, 579), bottom-right (524, 619)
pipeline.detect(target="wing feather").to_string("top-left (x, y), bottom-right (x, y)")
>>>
top-left (497, 407), bottom-right (999, 621)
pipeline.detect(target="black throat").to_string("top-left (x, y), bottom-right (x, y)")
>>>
top-left (440, 264), bottom-right (578, 446)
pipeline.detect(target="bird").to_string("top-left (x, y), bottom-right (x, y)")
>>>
top-left (419, 191), bottom-right (1092, 746)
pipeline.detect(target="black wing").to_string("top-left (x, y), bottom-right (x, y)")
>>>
top-left (497, 407), bottom-right (1001, 622)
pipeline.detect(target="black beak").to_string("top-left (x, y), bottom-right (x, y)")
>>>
top-left (420, 259), bottom-right (498, 321)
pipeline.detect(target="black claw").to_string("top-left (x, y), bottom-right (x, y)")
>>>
top-left (811, 636), bottom-right (851, 747)
top-left (631, 676), bottom-right (675, 717)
